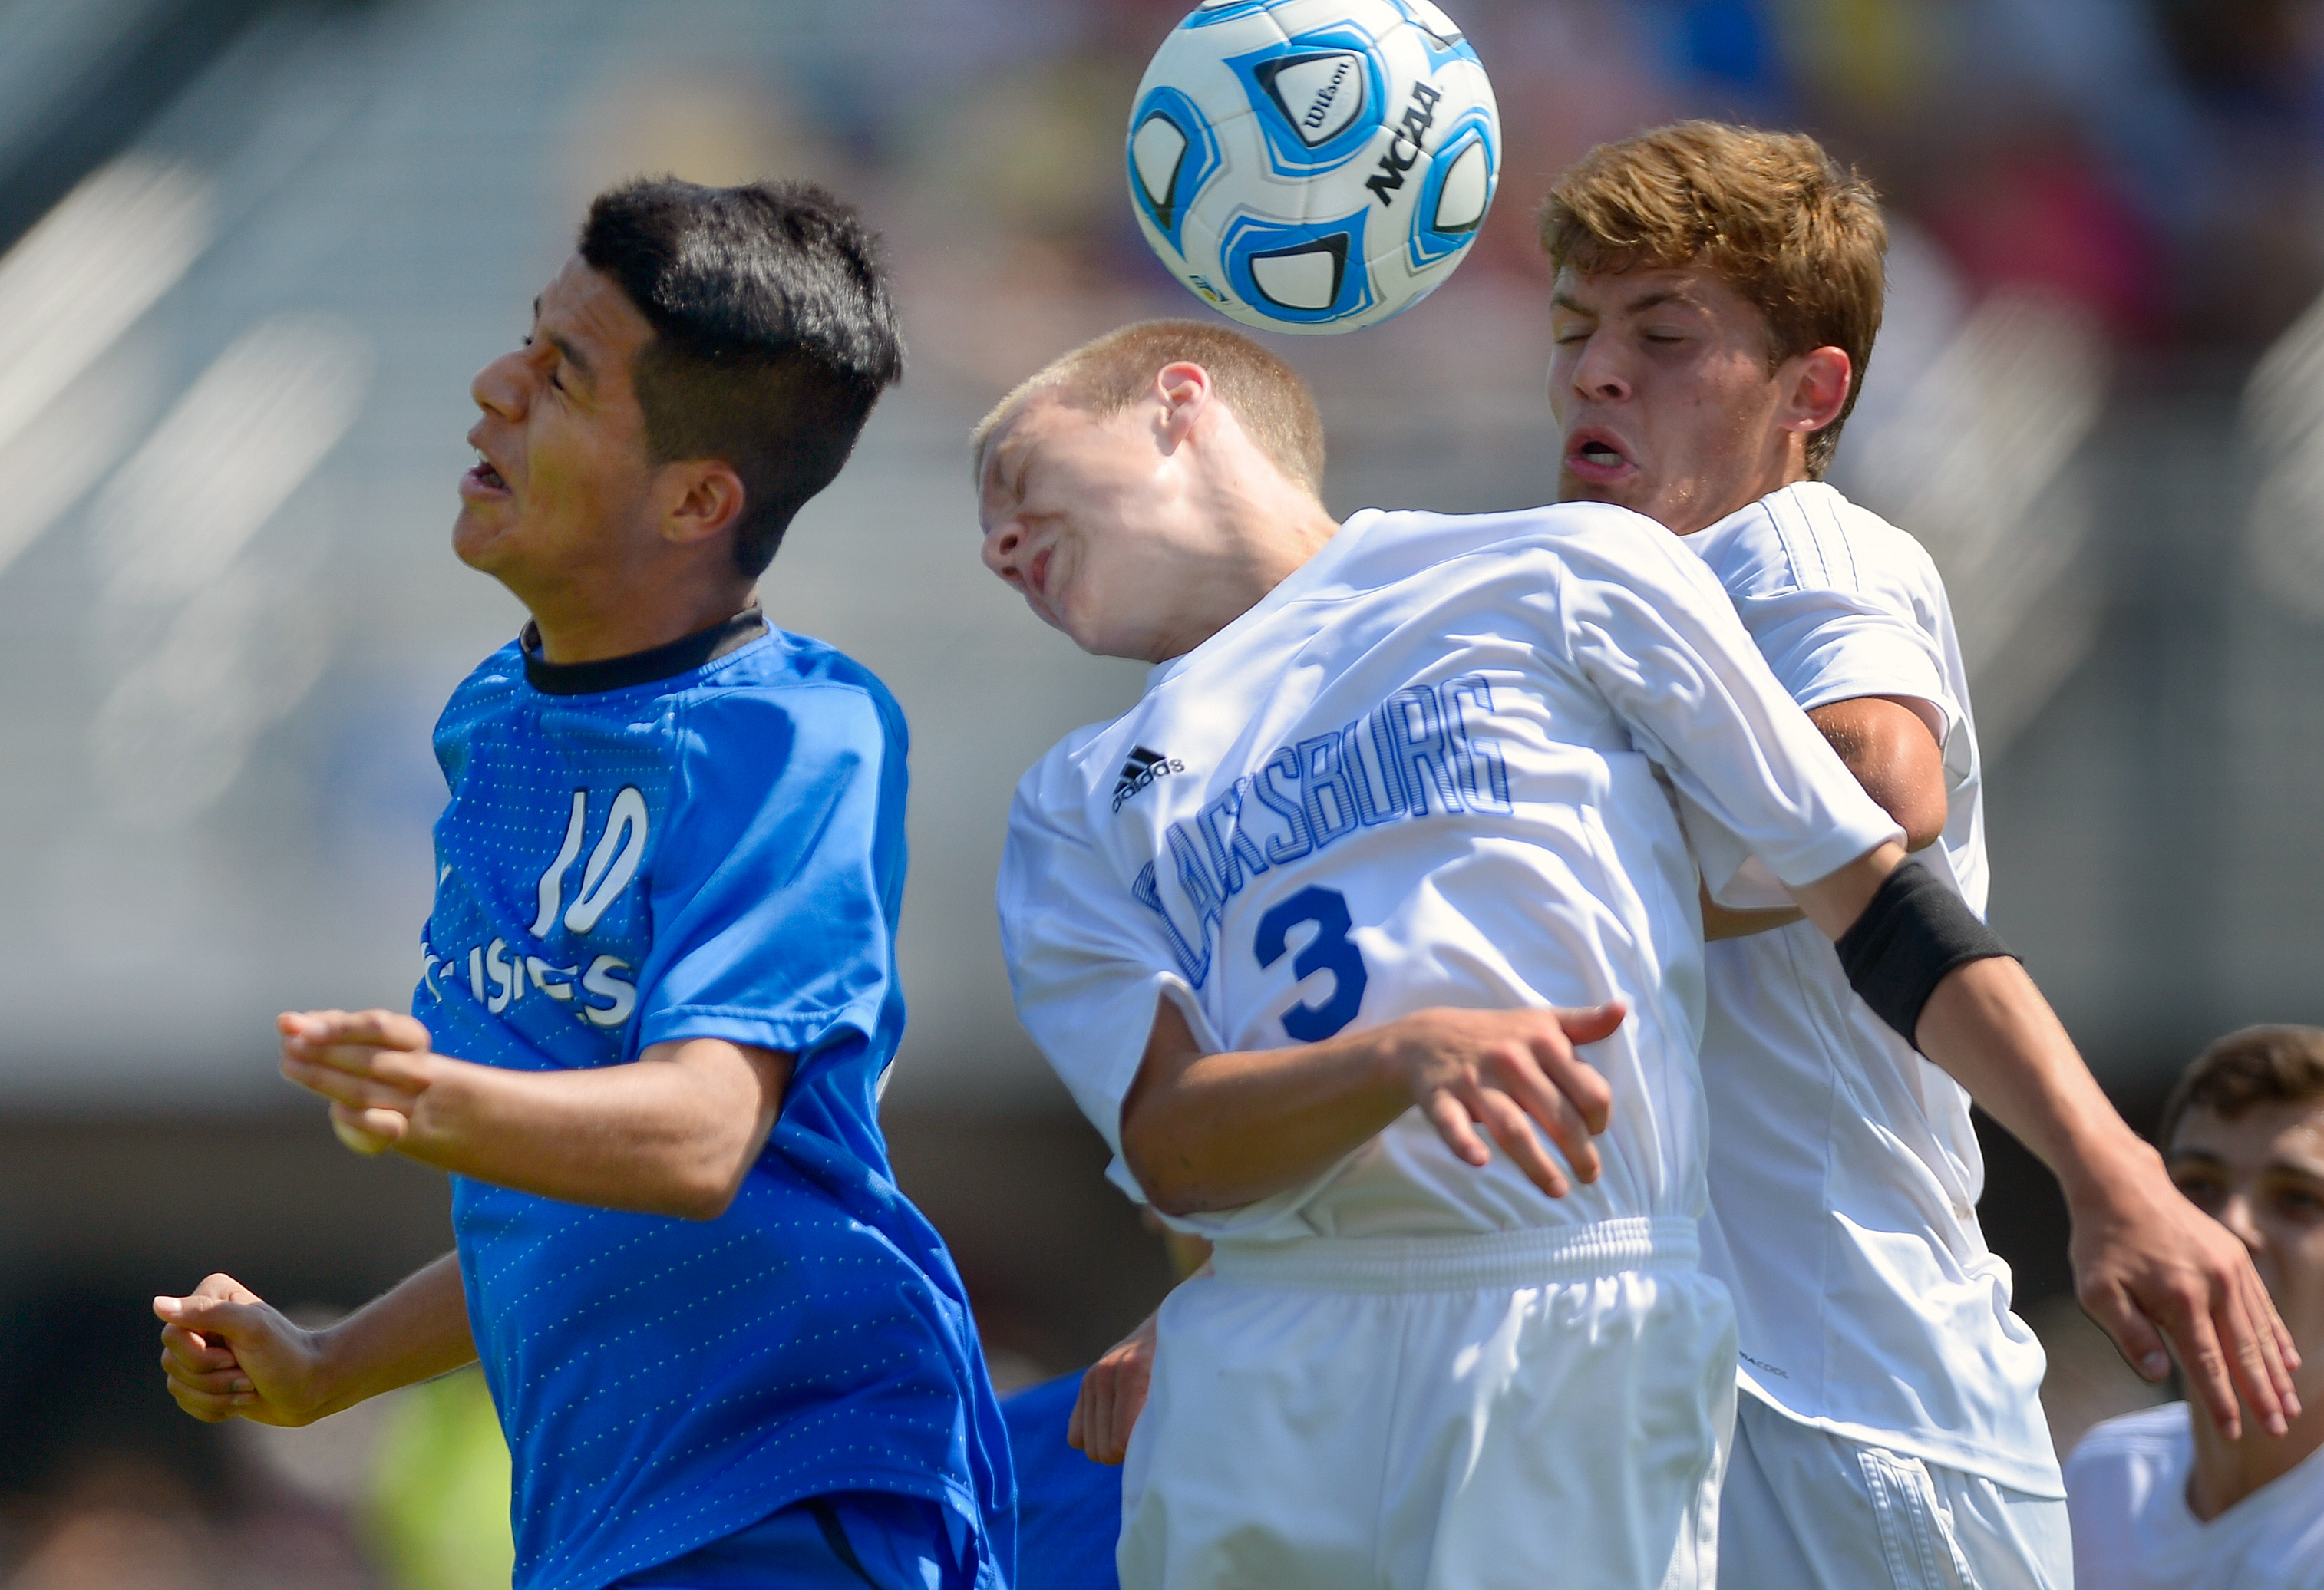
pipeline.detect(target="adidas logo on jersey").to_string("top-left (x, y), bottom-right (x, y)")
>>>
top-left (1112, 745), bottom-right (1187, 811)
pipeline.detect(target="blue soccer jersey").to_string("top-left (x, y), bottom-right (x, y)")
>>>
top-left (416, 611), bottom-right (1013, 1590)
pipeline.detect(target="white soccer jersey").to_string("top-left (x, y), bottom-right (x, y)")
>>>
top-left (1685, 481), bottom-right (2059, 1495)
top-left (997, 503), bottom-right (1900, 1245)
top-left (2065, 1404), bottom-right (2324, 1588)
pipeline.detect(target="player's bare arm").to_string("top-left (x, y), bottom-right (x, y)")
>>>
top-left (279, 1008), bottom-right (794, 1221)
top-left (155, 1252), bottom-right (474, 1426)
top-left (1808, 694), bottom-right (1948, 849)
top-left (1119, 996), bottom-right (1623, 1215)
top-left (1787, 841), bottom-right (2302, 1440)
top-left (1784, 699), bottom-right (2299, 1438)
top-left (1702, 694), bottom-right (1945, 942)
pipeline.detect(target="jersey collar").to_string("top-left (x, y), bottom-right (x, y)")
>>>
top-left (521, 606), bottom-right (770, 696)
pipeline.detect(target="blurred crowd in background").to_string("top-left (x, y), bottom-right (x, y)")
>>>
top-left (0, 0), bottom-right (2319, 1585)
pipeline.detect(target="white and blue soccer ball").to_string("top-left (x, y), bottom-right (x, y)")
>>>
top-left (1126, 0), bottom-right (1500, 335)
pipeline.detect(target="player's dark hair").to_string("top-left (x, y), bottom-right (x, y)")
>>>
top-left (579, 177), bottom-right (904, 576)
top-left (1539, 121), bottom-right (1885, 479)
top-left (2157, 1025), bottom-right (2324, 1151)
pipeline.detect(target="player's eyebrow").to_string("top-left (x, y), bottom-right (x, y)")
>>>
top-left (2266, 1152), bottom-right (2324, 1183)
top-left (1550, 288), bottom-right (1702, 318)
top-left (1622, 288), bottom-right (1697, 315)
top-left (2167, 1147), bottom-right (2228, 1169)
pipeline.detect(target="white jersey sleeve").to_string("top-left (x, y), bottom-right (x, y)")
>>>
top-left (999, 731), bottom-right (1200, 1175)
top-left (1693, 482), bottom-right (1975, 790)
top-left (1548, 517), bottom-right (1903, 907)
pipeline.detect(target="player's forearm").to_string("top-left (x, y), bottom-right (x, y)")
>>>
top-left (1121, 1028), bottom-right (1411, 1216)
top-left (1913, 955), bottom-right (2157, 1206)
top-left (307, 1252), bottom-right (477, 1417)
top-left (398, 1041), bottom-right (790, 1219)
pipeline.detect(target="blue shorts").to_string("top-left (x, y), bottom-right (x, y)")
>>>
top-left (616, 1490), bottom-right (992, 1590)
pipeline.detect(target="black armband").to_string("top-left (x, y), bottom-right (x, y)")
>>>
top-left (1834, 860), bottom-right (2015, 1048)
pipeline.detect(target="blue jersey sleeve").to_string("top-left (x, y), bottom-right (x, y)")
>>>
top-left (631, 679), bottom-right (909, 1074)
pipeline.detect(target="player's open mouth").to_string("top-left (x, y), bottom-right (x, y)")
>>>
top-left (1563, 430), bottom-right (1632, 483)
top-left (464, 450), bottom-right (510, 496)
top-left (1026, 546), bottom-right (1052, 600)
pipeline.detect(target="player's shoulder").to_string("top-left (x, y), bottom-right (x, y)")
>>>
top-left (1354, 499), bottom-right (1673, 562)
top-left (683, 627), bottom-right (906, 744)
top-left (443, 638), bottom-right (528, 712)
top-left (1342, 500), bottom-right (1711, 602)
top-left (1012, 717), bottom-right (1130, 833)
top-left (1689, 481), bottom-right (1943, 602)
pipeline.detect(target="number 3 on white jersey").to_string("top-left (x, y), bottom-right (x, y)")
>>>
top-left (1256, 885), bottom-right (1368, 1041)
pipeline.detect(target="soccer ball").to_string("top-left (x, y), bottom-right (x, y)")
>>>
top-left (1126, 0), bottom-right (1500, 335)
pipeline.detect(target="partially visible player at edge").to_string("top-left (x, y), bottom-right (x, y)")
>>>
top-left (1539, 122), bottom-right (2301, 1586)
top-left (2065, 1025), bottom-right (2324, 1588)
top-left (974, 318), bottom-right (2289, 1587)
top-left (153, 180), bottom-right (1012, 1590)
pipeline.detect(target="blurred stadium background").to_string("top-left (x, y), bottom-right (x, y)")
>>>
top-left (0, 0), bottom-right (2319, 1582)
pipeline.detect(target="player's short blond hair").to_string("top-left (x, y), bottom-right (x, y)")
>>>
top-left (1539, 120), bottom-right (1886, 478)
top-left (2158, 1025), bottom-right (2324, 1150)
top-left (971, 319), bottom-right (1326, 496)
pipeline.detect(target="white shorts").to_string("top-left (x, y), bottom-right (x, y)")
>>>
top-left (1718, 1394), bottom-right (2071, 1590)
top-left (1120, 1217), bottom-right (1735, 1590)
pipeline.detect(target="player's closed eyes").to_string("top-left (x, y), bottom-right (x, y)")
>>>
top-left (519, 335), bottom-right (569, 393)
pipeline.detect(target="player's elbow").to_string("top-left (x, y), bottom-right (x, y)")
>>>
top-left (652, 1154), bottom-right (753, 1222)
top-left (1897, 800), bottom-right (1946, 855)
top-left (1121, 1109), bottom-right (1207, 1219)
top-left (663, 1177), bottom-right (741, 1222)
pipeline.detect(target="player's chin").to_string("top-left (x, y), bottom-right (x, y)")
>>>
top-left (1555, 467), bottom-right (1630, 508)
top-left (451, 508), bottom-right (522, 571)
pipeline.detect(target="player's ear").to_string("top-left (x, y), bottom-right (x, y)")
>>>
top-left (1153, 361), bottom-right (1212, 451)
top-left (1784, 346), bottom-right (1853, 436)
top-left (658, 458), bottom-right (747, 549)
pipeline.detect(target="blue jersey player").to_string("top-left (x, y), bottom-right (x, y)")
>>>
top-left (154, 179), bottom-right (1013, 1590)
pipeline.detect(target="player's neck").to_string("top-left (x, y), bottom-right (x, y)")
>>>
top-left (2186, 1376), bottom-right (2324, 1519)
top-left (1162, 479), bottom-right (1339, 660)
top-left (1695, 447), bottom-right (1817, 536)
top-left (523, 574), bottom-right (760, 665)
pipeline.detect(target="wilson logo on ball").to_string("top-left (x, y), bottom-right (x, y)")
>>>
top-left (1127, 0), bottom-right (1500, 335)
top-left (1256, 52), bottom-right (1368, 148)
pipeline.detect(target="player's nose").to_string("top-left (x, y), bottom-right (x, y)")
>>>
top-left (470, 349), bottom-right (532, 422)
top-left (980, 519), bottom-right (1025, 582)
top-left (1564, 335), bottom-right (1632, 404)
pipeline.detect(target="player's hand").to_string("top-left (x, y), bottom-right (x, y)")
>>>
top-left (279, 1008), bottom-right (436, 1152)
top-left (2070, 1149), bottom-right (2301, 1441)
top-left (1069, 1308), bottom-right (1158, 1465)
top-left (1384, 1003), bottom-right (1623, 1199)
top-left (154, 1274), bottom-right (332, 1427)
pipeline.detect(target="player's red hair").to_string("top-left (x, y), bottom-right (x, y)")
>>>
top-left (1539, 121), bottom-right (1886, 478)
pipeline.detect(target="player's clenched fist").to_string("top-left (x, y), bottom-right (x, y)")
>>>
top-left (154, 1274), bottom-right (328, 1427)
top-left (279, 1008), bottom-right (436, 1153)
top-left (1381, 1003), bottom-right (1623, 1199)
